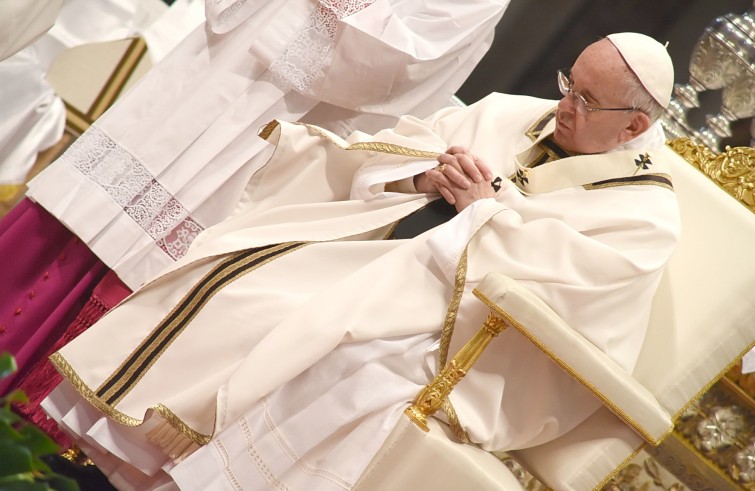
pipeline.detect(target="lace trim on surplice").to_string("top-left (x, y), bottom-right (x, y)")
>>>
top-left (60, 125), bottom-right (204, 261)
top-left (269, 0), bottom-right (376, 92)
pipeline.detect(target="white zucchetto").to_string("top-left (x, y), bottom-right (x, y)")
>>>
top-left (607, 32), bottom-right (674, 108)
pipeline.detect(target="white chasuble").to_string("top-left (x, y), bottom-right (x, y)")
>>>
top-left (44, 93), bottom-right (682, 490)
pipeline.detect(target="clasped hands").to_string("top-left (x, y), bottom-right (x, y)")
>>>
top-left (414, 146), bottom-right (499, 212)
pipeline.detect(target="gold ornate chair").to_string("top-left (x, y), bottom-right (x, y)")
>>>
top-left (354, 138), bottom-right (755, 491)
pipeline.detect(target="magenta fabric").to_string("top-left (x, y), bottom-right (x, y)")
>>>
top-left (0, 198), bottom-right (108, 394)
top-left (15, 269), bottom-right (131, 447)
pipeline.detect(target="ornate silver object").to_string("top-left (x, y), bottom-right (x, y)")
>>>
top-left (662, 4), bottom-right (755, 152)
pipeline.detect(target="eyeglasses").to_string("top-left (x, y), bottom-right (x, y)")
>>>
top-left (557, 68), bottom-right (637, 115)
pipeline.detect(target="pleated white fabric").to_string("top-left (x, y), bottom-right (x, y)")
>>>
top-left (0, 47), bottom-right (65, 185)
top-left (27, 0), bottom-right (509, 289)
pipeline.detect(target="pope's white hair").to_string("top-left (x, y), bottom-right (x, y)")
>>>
top-left (623, 70), bottom-right (664, 122)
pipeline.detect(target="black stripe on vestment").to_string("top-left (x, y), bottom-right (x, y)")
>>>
top-left (97, 242), bottom-right (305, 404)
top-left (533, 109), bottom-right (556, 133)
top-left (585, 174), bottom-right (673, 190)
top-left (387, 198), bottom-right (458, 239)
top-left (539, 136), bottom-right (571, 160)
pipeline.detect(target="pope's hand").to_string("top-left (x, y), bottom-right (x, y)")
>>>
top-left (418, 147), bottom-right (499, 212)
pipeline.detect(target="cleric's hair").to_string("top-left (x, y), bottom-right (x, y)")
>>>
top-left (623, 70), bottom-right (664, 123)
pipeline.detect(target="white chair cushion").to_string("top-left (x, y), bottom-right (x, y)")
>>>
top-left (474, 273), bottom-right (672, 444)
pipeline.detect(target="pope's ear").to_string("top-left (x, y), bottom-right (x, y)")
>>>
top-left (620, 111), bottom-right (651, 143)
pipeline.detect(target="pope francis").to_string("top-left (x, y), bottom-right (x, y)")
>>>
top-left (42, 33), bottom-right (683, 490)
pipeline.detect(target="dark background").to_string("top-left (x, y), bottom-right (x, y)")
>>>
top-left (457, 0), bottom-right (753, 148)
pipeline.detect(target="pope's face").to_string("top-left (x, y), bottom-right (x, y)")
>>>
top-left (553, 40), bottom-right (639, 154)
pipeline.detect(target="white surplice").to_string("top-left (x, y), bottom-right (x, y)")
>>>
top-left (0, 47), bottom-right (65, 186)
top-left (27, 0), bottom-right (508, 290)
top-left (43, 93), bottom-right (682, 490)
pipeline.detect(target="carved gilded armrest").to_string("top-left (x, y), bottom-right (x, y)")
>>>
top-left (666, 137), bottom-right (755, 213)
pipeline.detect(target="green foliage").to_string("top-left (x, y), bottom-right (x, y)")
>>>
top-left (0, 352), bottom-right (79, 491)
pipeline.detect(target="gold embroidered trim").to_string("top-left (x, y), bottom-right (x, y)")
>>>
top-left (525, 107), bottom-right (557, 141)
top-left (50, 352), bottom-right (212, 445)
top-left (306, 121), bottom-right (440, 158)
top-left (592, 442), bottom-right (647, 491)
top-left (97, 242), bottom-right (308, 405)
top-left (583, 173), bottom-right (674, 191)
top-left (265, 120), bottom-right (441, 159)
top-left (343, 141), bottom-right (439, 159)
top-left (438, 248), bottom-right (468, 368)
top-left (51, 352), bottom-right (141, 425)
top-left (438, 248), bottom-right (469, 442)
top-left (441, 398), bottom-right (469, 444)
top-left (538, 135), bottom-right (576, 161)
top-left (472, 290), bottom-right (673, 446)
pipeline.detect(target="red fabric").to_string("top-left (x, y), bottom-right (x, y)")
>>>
top-left (0, 199), bottom-right (108, 395)
top-left (14, 269), bottom-right (131, 447)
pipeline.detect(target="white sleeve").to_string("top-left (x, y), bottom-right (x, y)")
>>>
top-left (308, 0), bottom-right (508, 115)
top-left (0, 0), bottom-right (62, 61)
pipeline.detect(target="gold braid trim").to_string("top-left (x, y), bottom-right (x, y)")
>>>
top-left (438, 248), bottom-right (468, 368)
top-left (51, 352), bottom-right (140, 426)
top-left (301, 122), bottom-right (440, 159)
top-left (50, 352), bottom-right (212, 447)
top-left (441, 398), bottom-right (470, 444)
top-left (260, 119), bottom-right (441, 159)
top-left (344, 141), bottom-right (439, 159)
top-left (438, 247), bottom-right (470, 443)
